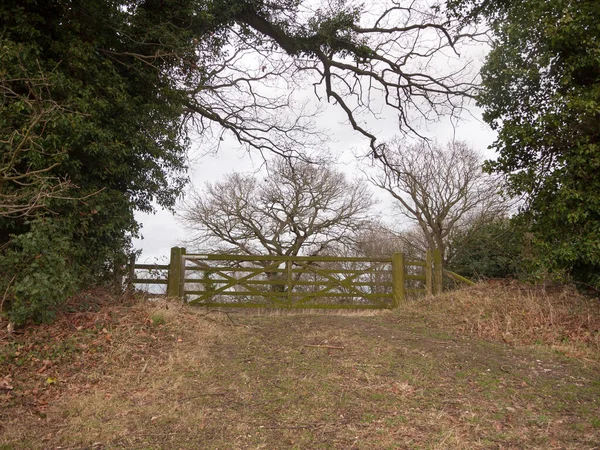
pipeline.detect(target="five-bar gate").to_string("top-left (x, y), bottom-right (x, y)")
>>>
top-left (147, 248), bottom-right (444, 309)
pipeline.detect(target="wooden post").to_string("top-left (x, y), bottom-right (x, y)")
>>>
top-left (286, 259), bottom-right (292, 306)
top-left (433, 248), bottom-right (443, 295)
top-left (391, 252), bottom-right (405, 307)
top-left (167, 247), bottom-right (185, 298)
top-left (425, 249), bottom-right (433, 297)
top-left (127, 254), bottom-right (136, 290)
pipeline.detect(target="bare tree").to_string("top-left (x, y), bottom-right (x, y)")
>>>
top-left (180, 157), bottom-right (374, 258)
top-left (349, 220), bottom-right (402, 258)
top-left (369, 140), bottom-right (508, 262)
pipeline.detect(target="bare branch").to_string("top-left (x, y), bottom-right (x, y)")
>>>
top-left (0, 56), bottom-right (78, 217)
top-left (179, 156), bottom-right (374, 259)
top-left (368, 139), bottom-right (510, 261)
top-left (229, 1), bottom-right (479, 156)
top-left (176, 1), bottom-right (481, 159)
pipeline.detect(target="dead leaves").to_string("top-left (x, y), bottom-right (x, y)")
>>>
top-left (1, 295), bottom-right (176, 420)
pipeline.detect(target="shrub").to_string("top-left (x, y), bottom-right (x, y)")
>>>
top-left (447, 217), bottom-right (524, 279)
top-left (0, 219), bottom-right (79, 325)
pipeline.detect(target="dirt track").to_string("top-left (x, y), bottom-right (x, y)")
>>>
top-left (1, 303), bottom-right (599, 449)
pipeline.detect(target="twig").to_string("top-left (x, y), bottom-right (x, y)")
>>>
top-left (260, 424), bottom-right (317, 430)
top-left (178, 392), bottom-right (228, 402)
top-left (572, 280), bottom-right (600, 294)
top-left (304, 344), bottom-right (344, 350)
top-left (401, 337), bottom-right (451, 345)
top-left (0, 274), bottom-right (16, 313)
top-left (196, 309), bottom-right (237, 326)
top-left (223, 311), bottom-right (237, 326)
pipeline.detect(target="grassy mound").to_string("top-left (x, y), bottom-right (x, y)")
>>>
top-left (403, 282), bottom-right (600, 362)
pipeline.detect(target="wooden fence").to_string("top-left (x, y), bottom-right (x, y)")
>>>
top-left (129, 248), bottom-right (450, 309)
top-left (128, 259), bottom-right (169, 289)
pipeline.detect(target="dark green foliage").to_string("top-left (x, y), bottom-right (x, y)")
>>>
top-left (1, 0), bottom-right (474, 322)
top-left (0, 0), bottom-right (195, 323)
top-left (0, 0), bottom-right (331, 323)
top-left (447, 218), bottom-right (524, 279)
top-left (448, 0), bottom-right (600, 287)
top-left (0, 220), bottom-right (78, 324)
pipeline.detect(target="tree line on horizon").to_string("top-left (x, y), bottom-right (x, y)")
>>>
top-left (178, 141), bottom-right (515, 276)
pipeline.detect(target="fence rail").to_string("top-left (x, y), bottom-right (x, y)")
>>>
top-left (127, 258), bottom-right (170, 287)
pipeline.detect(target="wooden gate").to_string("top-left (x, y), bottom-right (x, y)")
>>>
top-left (158, 249), bottom-right (442, 309)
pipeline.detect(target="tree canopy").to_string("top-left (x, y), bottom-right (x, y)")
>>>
top-left (0, 0), bottom-right (478, 322)
top-left (1, 0), bottom-right (194, 322)
top-left (448, 0), bottom-right (600, 286)
top-left (1, 0), bottom-right (479, 222)
top-left (369, 140), bottom-right (506, 261)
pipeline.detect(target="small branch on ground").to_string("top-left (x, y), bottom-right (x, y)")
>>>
top-left (304, 344), bottom-right (344, 350)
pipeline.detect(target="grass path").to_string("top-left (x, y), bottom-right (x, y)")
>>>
top-left (1, 299), bottom-right (599, 449)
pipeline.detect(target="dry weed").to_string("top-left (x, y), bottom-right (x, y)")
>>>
top-left (0, 291), bottom-right (228, 447)
top-left (403, 282), bottom-right (600, 361)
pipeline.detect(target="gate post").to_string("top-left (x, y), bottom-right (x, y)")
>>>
top-left (167, 247), bottom-right (186, 298)
top-left (179, 250), bottom-right (187, 303)
top-left (425, 249), bottom-right (433, 297)
top-left (433, 248), bottom-right (443, 295)
top-left (286, 259), bottom-right (292, 306)
top-left (391, 253), bottom-right (405, 307)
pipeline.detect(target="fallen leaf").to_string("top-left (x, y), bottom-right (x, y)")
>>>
top-left (0, 376), bottom-right (13, 390)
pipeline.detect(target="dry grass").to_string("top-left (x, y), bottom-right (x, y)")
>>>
top-left (1, 286), bottom-right (599, 449)
top-left (401, 282), bottom-right (600, 362)
top-left (0, 292), bottom-right (227, 448)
